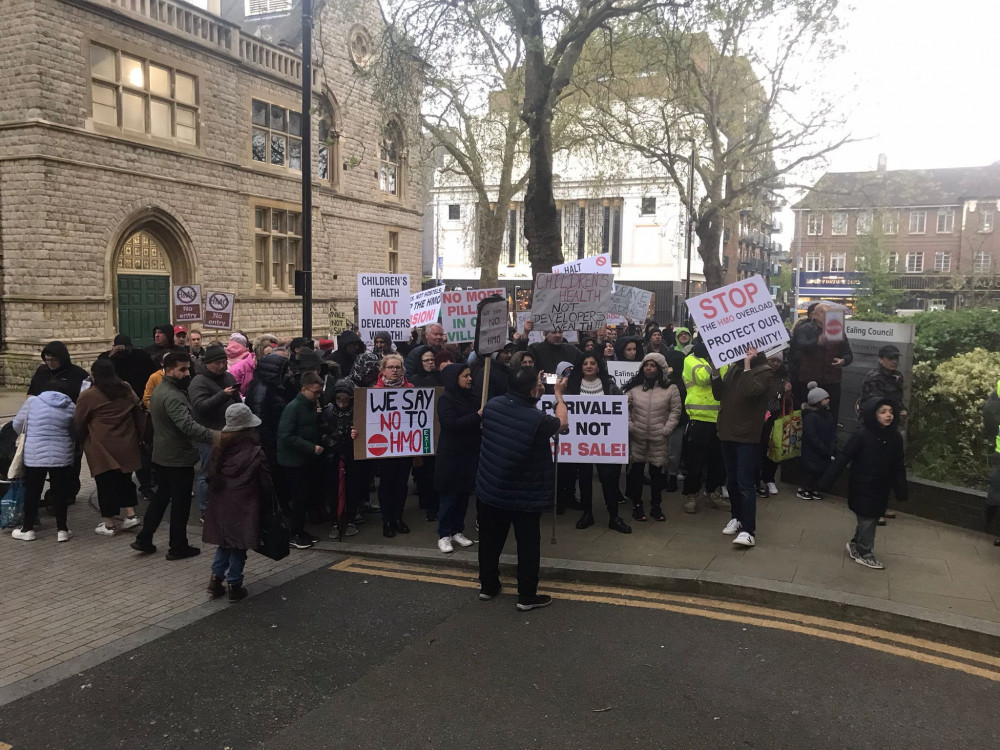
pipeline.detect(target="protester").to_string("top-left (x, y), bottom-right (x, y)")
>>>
top-left (819, 398), bottom-right (908, 570)
top-left (277, 371), bottom-right (325, 549)
top-left (473, 344), bottom-right (514, 402)
top-left (477, 367), bottom-right (569, 610)
top-left (74, 359), bottom-right (144, 536)
top-left (189, 344), bottom-right (241, 520)
top-left (10, 381), bottom-right (77, 542)
top-left (27, 341), bottom-right (89, 399)
top-left (579, 336), bottom-right (598, 354)
top-left (203, 403), bottom-right (272, 603)
top-left (332, 330), bottom-right (365, 379)
top-left (434, 363), bottom-right (482, 553)
top-left (614, 335), bottom-right (643, 363)
top-left (758, 378), bottom-right (791, 498)
top-left (510, 351), bottom-right (536, 372)
top-left (321, 378), bottom-right (361, 540)
top-left (861, 345), bottom-right (906, 418)
top-left (373, 354), bottom-right (415, 537)
top-left (623, 352), bottom-right (682, 523)
top-left (645, 328), bottom-right (667, 356)
top-left (188, 329), bottom-right (205, 361)
top-left (674, 326), bottom-right (693, 353)
top-left (372, 330), bottom-right (395, 357)
top-left (799, 381), bottom-right (837, 501)
top-left (411, 349), bottom-right (450, 521)
top-left (245, 353), bottom-right (294, 474)
top-left (97, 334), bottom-right (157, 400)
top-left (713, 347), bottom-right (785, 548)
top-left (662, 349), bottom-right (688, 493)
top-left (318, 338), bottom-right (337, 362)
top-left (567, 353), bottom-right (632, 533)
top-left (145, 324), bottom-right (177, 360)
top-left (350, 351), bottom-right (382, 388)
top-left (681, 341), bottom-right (728, 513)
top-left (131, 351), bottom-right (217, 559)
top-left (602, 341), bottom-right (616, 360)
top-left (142, 353), bottom-right (166, 409)
top-left (412, 348), bottom-right (447, 388)
top-left (789, 303), bottom-right (853, 422)
top-left (404, 323), bottom-right (447, 378)
top-left (528, 331), bottom-right (583, 375)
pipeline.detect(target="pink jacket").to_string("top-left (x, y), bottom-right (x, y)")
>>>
top-left (226, 342), bottom-right (255, 396)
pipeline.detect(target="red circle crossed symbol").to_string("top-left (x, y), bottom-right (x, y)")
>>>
top-left (367, 434), bottom-right (388, 457)
top-left (827, 318), bottom-right (843, 337)
top-left (596, 255), bottom-right (608, 266)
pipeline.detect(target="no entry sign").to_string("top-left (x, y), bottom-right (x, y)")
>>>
top-left (172, 284), bottom-right (202, 322)
top-left (686, 275), bottom-right (788, 366)
top-left (203, 291), bottom-right (234, 330)
top-left (353, 387), bottom-right (441, 460)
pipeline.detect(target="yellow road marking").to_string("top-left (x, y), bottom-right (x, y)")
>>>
top-left (331, 557), bottom-right (1000, 682)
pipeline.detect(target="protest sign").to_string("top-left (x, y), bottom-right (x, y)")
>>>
top-left (686, 275), bottom-right (788, 366)
top-left (409, 285), bottom-right (444, 328)
top-left (610, 284), bottom-right (653, 321)
top-left (475, 296), bottom-right (509, 355)
top-left (202, 291), bottom-right (234, 330)
top-left (357, 273), bottom-right (410, 349)
top-left (517, 311), bottom-right (578, 344)
top-left (329, 309), bottom-right (350, 335)
top-left (172, 284), bottom-right (202, 322)
top-left (824, 308), bottom-right (845, 343)
top-left (538, 395), bottom-right (629, 463)
top-left (608, 361), bottom-right (640, 391)
top-left (552, 253), bottom-right (612, 276)
top-left (529, 273), bottom-right (613, 331)
top-left (441, 287), bottom-right (506, 344)
top-left (353, 387), bottom-right (440, 460)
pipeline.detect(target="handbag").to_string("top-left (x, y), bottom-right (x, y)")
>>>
top-left (255, 491), bottom-right (290, 561)
top-left (8, 400), bottom-right (32, 479)
top-left (768, 394), bottom-right (802, 463)
top-left (0, 480), bottom-right (25, 529)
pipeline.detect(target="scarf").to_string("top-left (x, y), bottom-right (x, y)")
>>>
top-left (376, 372), bottom-right (413, 388)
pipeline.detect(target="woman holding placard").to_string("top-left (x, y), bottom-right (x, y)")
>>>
top-left (374, 353), bottom-right (415, 538)
top-left (566, 354), bottom-right (632, 534)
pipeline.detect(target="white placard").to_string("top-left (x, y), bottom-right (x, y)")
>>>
top-left (441, 287), bottom-right (506, 344)
top-left (686, 275), bottom-right (788, 366)
top-left (824, 309), bottom-right (845, 343)
top-left (538, 395), bottom-right (629, 463)
top-left (475, 297), bottom-right (509, 355)
top-left (203, 291), bottom-right (235, 330)
top-left (356, 387), bottom-right (436, 459)
top-left (552, 253), bottom-right (613, 276)
top-left (610, 284), bottom-right (653, 321)
top-left (172, 284), bottom-right (203, 322)
top-left (608, 361), bottom-right (640, 391)
top-left (409, 285), bottom-right (444, 328)
top-left (529, 273), bottom-right (613, 331)
top-left (517, 311), bottom-right (579, 345)
top-left (358, 273), bottom-right (411, 349)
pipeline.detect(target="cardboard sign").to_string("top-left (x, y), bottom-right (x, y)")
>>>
top-left (517, 311), bottom-right (578, 344)
top-left (202, 291), bottom-right (234, 330)
top-left (610, 284), bottom-right (653, 321)
top-left (608, 361), bottom-right (640, 390)
top-left (441, 287), bottom-right (506, 344)
top-left (475, 296), bottom-right (509, 355)
top-left (353, 387), bottom-right (440, 460)
top-left (172, 285), bottom-right (202, 322)
top-left (529, 273), bottom-right (613, 331)
top-left (538, 395), bottom-right (629, 463)
top-left (824, 309), bottom-right (845, 343)
top-left (357, 273), bottom-right (410, 349)
top-left (686, 275), bottom-right (788, 366)
top-left (409, 285), bottom-right (445, 328)
top-left (329, 310), bottom-right (350, 335)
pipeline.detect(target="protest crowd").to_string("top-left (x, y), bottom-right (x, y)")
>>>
top-left (0, 290), bottom-right (954, 611)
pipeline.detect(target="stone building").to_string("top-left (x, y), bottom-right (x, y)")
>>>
top-left (0, 0), bottom-right (423, 385)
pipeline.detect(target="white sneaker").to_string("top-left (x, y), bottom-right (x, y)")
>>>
top-left (766, 482), bottom-right (779, 496)
top-left (451, 533), bottom-right (475, 547)
top-left (721, 486), bottom-right (730, 499)
top-left (57, 530), bottom-right (73, 543)
top-left (437, 536), bottom-right (454, 554)
top-left (94, 523), bottom-right (116, 536)
top-left (121, 516), bottom-right (141, 530)
top-left (11, 527), bottom-right (36, 541)
top-left (722, 518), bottom-right (742, 535)
top-left (733, 531), bottom-right (756, 547)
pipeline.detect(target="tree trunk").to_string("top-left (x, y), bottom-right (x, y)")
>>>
top-left (476, 197), bottom-right (508, 288)
top-left (695, 216), bottom-right (725, 290)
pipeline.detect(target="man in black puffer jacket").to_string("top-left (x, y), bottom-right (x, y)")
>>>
top-left (245, 353), bottom-right (294, 474)
top-left (27, 341), bottom-right (89, 399)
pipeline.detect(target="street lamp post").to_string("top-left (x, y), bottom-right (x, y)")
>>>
top-left (299, 0), bottom-right (314, 338)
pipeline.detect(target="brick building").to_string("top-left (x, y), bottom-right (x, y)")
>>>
top-left (791, 159), bottom-right (1000, 311)
top-left (0, 0), bottom-right (423, 386)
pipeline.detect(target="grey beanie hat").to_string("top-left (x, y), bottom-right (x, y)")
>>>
top-left (222, 402), bottom-right (262, 432)
top-left (807, 380), bottom-right (830, 406)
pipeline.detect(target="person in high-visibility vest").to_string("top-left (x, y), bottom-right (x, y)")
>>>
top-left (681, 340), bottom-right (728, 514)
top-left (984, 379), bottom-right (1000, 545)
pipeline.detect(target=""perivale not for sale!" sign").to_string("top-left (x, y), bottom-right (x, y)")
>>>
top-left (686, 275), bottom-right (788, 366)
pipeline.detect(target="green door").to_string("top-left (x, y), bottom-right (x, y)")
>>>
top-left (117, 275), bottom-right (170, 349)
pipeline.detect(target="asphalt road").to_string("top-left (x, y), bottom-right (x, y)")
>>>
top-left (2, 557), bottom-right (999, 750)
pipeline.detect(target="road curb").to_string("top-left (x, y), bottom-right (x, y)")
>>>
top-left (319, 541), bottom-right (1000, 656)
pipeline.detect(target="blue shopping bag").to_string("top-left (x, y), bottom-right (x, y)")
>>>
top-left (0, 480), bottom-right (25, 529)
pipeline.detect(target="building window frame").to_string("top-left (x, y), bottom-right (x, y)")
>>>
top-left (882, 211), bottom-right (899, 235)
top-left (830, 253), bottom-right (847, 272)
top-left (806, 213), bottom-right (823, 236)
top-left (974, 251), bottom-right (993, 273)
top-left (379, 120), bottom-right (405, 200)
top-left (640, 196), bottom-right (656, 216)
top-left (253, 204), bottom-right (302, 293)
top-left (388, 231), bottom-right (400, 272)
top-left (909, 210), bottom-right (926, 234)
top-left (251, 97), bottom-right (302, 171)
top-left (316, 95), bottom-right (341, 189)
top-left (933, 251), bottom-right (951, 272)
top-left (805, 252), bottom-right (823, 272)
top-left (981, 209), bottom-right (994, 233)
top-left (905, 251), bottom-right (924, 273)
top-left (447, 204), bottom-right (461, 221)
top-left (856, 211), bottom-right (872, 235)
top-left (831, 212), bottom-right (848, 236)
top-left (936, 208), bottom-right (955, 234)
top-left (887, 252), bottom-right (899, 272)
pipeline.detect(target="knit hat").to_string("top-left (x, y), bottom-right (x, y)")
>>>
top-left (113, 334), bottom-right (132, 347)
top-left (807, 381), bottom-right (830, 406)
top-left (203, 344), bottom-right (227, 364)
top-left (555, 361), bottom-right (575, 378)
top-left (293, 347), bottom-right (324, 373)
top-left (222, 403), bottom-right (261, 432)
top-left (229, 332), bottom-right (249, 348)
top-left (333, 378), bottom-right (355, 397)
top-left (318, 338), bottom-right (335, 351)
top-left (350, 351), bottom-right (381, 386)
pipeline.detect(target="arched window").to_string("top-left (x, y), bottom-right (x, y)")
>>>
top-left (317, 96), bottom-right (340, 188)
top-left (379, 120), bottom-right (404, 198)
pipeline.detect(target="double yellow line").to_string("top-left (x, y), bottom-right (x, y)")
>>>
top-left (331, 556), bottom-right (1000, 682)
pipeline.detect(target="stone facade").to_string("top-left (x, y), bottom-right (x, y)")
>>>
top-left (0, 0), bottom-right (423, 386)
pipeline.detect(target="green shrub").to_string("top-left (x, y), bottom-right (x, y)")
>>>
top-left (910, 309), bottom-right (1000, 362)
top-left (909, 347), bottom-right (1000, 487)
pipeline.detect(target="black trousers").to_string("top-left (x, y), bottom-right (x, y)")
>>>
top-left (682, 420), bottom-right (725, 495)
top-left (23, 465), bottom-right (75, 532)
top-left (626, 462), bottom-right (665, 507)
top-left (377, 457), bottom-right (412, 524)
top-left (94, 469), bottom-right (137, 517)
top-left (477, 502), bottom-right (541, 598)
top-left (412, 457), bottom-right (439, 516)
top-left (136, 464), bottom-right (194, 553)
top-left (577, 463), bottom-right (622, 519)
top-left (281, 461), bottom-right (321, 536)
top-left (557, 463), bottom-right (578, 509)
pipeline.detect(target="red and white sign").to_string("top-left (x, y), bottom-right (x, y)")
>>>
top-left (354, 387), bottom-right (438, 460)
top-left (686, 275), bottom-right (788, 366)
top-left (409, 285), bottom-right (444, 328)
top-left (357, 273), bottom-right (410, 349)
top-left (203, 291), bottom-right (235, 330)
top-left (441, 287), bottom-right (505, 344)
top-left (172, 285), bottom-right (202, 322)
top-left (538, 395), bottom-right (629, 464)
top-left (552, 253), bottom-right (612, 275)
top-left (825, 309), bottom-right (845, 342)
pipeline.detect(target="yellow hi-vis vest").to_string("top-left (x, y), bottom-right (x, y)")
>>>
top-left (683, 356), bottom-right (726, 423)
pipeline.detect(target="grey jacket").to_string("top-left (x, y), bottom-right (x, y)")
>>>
top-left (150, 376), bottom-right (215, 467)
top-left (189, 370), bottom-right (240, 431)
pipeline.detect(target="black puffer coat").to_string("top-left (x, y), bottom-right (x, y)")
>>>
top-left (27, 341), bottom-right (90, 399)
top-left (245, 353), bottom-right (292, 468)
top-left (819, 397), bottom-right (908, 518)
top-left (801, 402), bottom-right (836, 473)
top-left (434, 364), bottom-right (482, 493)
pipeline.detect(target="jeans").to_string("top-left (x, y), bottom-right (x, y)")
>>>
top-left (477, 502), bottom-right (541, 598)
top-left (577, 463), bottom-right (622, 520)
top-left (437, 491), bottom-right (470, 538)
top-left (626, 462), bottom-right (664, 508)
top-left (852, 515), bottom-right (878, 557)
top-left (196, 441), bottom-right (212, 515)
top-left (212, 547), bottom-right (248, 585)
top-left (94, 470), bottom-right (137, 517)
top-left (136, 464), bottom-right (195, 553)
top-left (721, 441), bottom-right (761, 535)
top-left (682, 420), bottom-right (726, 495)
top-left (22, 465), bottom-right (75, 532)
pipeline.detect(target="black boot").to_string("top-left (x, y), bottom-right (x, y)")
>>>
top-left (576, 512), bottom-right (594, 529)
top-left (395, 519), bottom-right (410, 534)
top-left (665, 475), bottom-right (678, 493)
top-left (228, 581), bottom-right (248, 603)
top-left (383, 522), bottom-right (396, 538)
top-left (207, 574), bottom-right (225, 599)
top-left (649, 504), bottom-right (665, 522)
top-left (609, 516), bottom-right (632, 534)
top-left (631, 502), bottom-right (647, 522)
